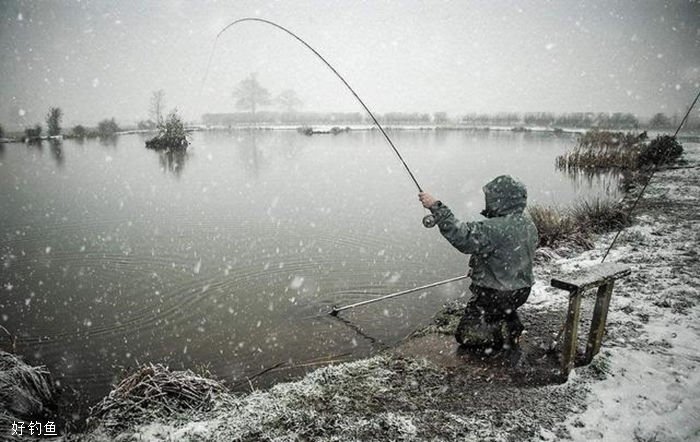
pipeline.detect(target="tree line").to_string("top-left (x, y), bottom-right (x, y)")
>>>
top-left (2, 89), bottom-right (181, 142)
top-left (1, 72), bottom-right (697, 140)
top-left (212, 74), bottom-right (699, 129)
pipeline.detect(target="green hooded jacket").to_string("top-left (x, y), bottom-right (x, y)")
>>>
top-left (430, 175), bottom-right (538, 291)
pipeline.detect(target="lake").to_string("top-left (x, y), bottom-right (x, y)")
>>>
top-left (0, 129), bottom-right (622, 420)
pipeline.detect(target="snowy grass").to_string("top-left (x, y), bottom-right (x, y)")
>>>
top-left (528, 198), bottom-right (628, 250)
top-left (77, 354), bottom-right (588, 441)
top-left (0, 351), bottom-right (55, 441)
top-left (86, 363), bottom-right (228, 433)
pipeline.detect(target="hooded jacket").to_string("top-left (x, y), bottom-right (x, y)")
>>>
top-left (430, 175), bottom-right (538, 291)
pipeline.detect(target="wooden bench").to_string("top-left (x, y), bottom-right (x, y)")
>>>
top-left (551, 262), bottom-right (631, 376)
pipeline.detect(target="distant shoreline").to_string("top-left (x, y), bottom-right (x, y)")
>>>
top-left (3, 125), bottom-right (699, 144)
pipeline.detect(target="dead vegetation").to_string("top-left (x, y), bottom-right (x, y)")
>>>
top-left (0, 351), bottom-right (56, 441)
top-left (544, 130), bottom-right (684, 250)
top-left (86, 363), bottom-right (227, 433)
top-left (529, 198), bottom-right (630, 249)
top-left (556, 130), bottom-right (648, 170)
top-left (556, 130), bottom-right (684, 170)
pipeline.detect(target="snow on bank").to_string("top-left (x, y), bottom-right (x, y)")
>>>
top-left (74, 355), bottom-right (590, 441)
top-left (554, 144), bottom-right (700, 441)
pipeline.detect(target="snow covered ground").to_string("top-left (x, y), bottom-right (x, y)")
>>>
top-left (558, 144), bottom-right (700, 441)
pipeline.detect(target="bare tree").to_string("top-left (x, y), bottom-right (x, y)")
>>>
top-left (232, 73), bottom-right (271, 117)
top-left (46, 107), bottom-right (62, 136)
top-left (648, 112), bottom-right (671, 129)
top-left (150, 90), bottom-right (166, 126)
top-left (276, 89), bottom-right (303, 113)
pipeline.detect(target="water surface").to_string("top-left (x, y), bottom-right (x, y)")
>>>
top-left (0, 130), bottom-right (621, 418)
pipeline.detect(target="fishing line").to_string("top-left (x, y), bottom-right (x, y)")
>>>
top-left (201, 18), bottom-right (427, 196)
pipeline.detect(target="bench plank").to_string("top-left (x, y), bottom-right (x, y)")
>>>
top-left (561, 289), bottom-right (583, 375)
top-left (584, 281), bottom-right (615, 363)
top-left (551, 262), bottom-right (631, 292)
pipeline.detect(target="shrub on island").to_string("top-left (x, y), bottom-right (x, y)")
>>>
top-left (146, 111), bottom-right (189, 150)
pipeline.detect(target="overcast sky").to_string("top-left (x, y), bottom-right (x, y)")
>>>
top-left (1, 0), bottom-right (698, 128)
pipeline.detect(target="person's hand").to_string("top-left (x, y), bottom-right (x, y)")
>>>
top-left (418, 192), bottom-right (438, 209)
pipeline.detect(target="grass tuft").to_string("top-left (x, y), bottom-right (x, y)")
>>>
top-left (529, 198), bottom-right (629, 249)
top-left (528, 205), bottom-right (593, 249)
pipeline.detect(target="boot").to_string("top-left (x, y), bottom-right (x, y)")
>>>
top-left (500, 317), bottom-right (524, 351)
top-left (456, 316), bottom-right (500, 349)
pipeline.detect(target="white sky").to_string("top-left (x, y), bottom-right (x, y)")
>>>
top-left (1, 0), bottom-right (698, 128)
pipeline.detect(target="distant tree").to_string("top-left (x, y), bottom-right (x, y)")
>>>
top-left (24, 124), bottom-right (42, 140)
top-left (137, 119), bottom-right (157, 130)
top-left (46, 107), bottom-right (62, 136)
top-left (150, 90), bottom-right (166, 126)
top-left (72, 125), bottom-right (87, 138)
top-left (232, 73), bottom-right (271, 117)
top-left (275, 89), bottom-right (303, 113)
top-left (648, 112), bottom-right (671, 129)
top-left (97, 118), bottom-right (120, 137)
top-left (433, 112), bottom-right (449, 124)
top-left (0, 124), bottom-right (4, 139)
top-left (524, 112), bottom-right (555, 127)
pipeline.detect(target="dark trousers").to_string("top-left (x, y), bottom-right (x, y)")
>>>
top-left (455, 284), bottom-right (531, 349)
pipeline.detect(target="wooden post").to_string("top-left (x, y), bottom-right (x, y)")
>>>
top-left (561, 289), bottom-right (583, 376)
top-left (584, 281), bottom-right (615, 364)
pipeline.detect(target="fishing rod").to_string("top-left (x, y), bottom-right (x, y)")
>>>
top-left (330, 274), bottom-right (470, 316)
top-left (202, 17), bottom-right (437, 228)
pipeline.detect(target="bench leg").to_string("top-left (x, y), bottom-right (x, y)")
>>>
top-left (561, 289), bottom-right (583, 376)
top-left (584, 281), bottom-right (615, 364)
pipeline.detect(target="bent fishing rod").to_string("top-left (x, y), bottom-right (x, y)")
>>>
top-left (202, 17), bottom-right (438, 228)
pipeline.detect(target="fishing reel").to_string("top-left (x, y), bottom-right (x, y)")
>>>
top-left (422, 214), bottom-right (437, 228)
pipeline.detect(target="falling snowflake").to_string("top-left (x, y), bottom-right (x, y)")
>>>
top-left (290, 276), bottom-right (304, 289)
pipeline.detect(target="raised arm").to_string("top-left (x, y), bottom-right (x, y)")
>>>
top-left (419, 192), bottom-right (494, 255)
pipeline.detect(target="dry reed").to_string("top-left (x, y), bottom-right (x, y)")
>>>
top-left (87, 363), bottom-right (227, 433)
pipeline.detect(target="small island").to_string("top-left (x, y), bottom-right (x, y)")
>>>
top-left (145, 110), bottom-right (189, 151)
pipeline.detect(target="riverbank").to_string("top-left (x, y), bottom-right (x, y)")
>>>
top-left (56, 143), bottom-right (698, 441)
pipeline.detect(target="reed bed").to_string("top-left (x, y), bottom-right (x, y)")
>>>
top-left (556, 130), bottom-right (647, 170)
top-left (556, 131), bottom-right (683, 170)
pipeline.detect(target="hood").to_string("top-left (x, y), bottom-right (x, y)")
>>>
top-left (481, 175), bottom-right (527, 217)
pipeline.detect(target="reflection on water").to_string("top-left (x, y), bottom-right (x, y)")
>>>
top-left (0, 129), bottom-right (623, 422)
top-left (237, 130), bottom-right (265, 178)
top-left (50, 140), bottom-right (64, 168)
top-left (98, 135), bottom-right (118, 147)
top-left (157, 149), bottom-right (189, 177)
top-left (556, 165), bottom-right (623, 197)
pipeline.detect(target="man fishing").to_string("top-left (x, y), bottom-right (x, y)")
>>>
top-left (419, 175), bottom-right (538, 353)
